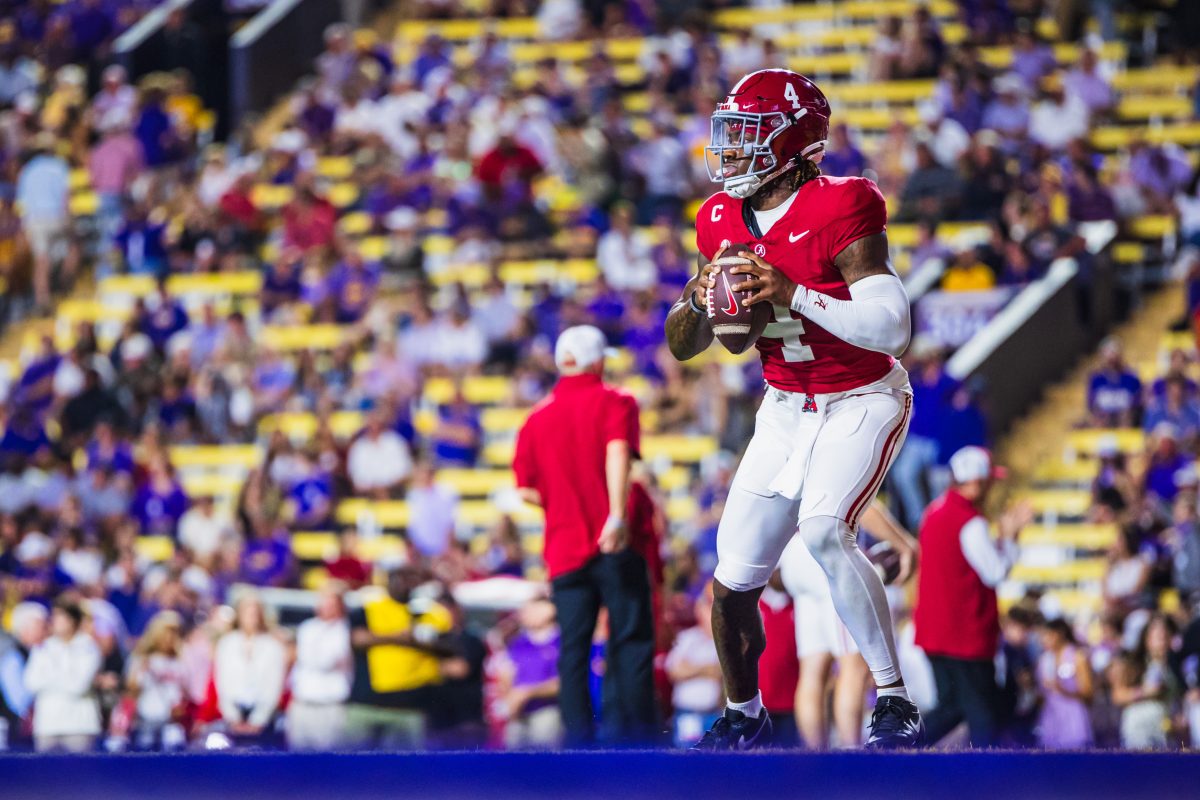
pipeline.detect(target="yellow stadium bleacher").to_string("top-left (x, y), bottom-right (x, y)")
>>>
top-left (169, 444), bottom-right (262, 471)
top-left (1065, 428), bottom-right (1145, 456)
top-left (1019, 524), bottom-right (1118, 550)
top-left (259, 324), bottom-right (353, 352)
top-left (1009, 558), bottom-right (1107, 585)
top-left (424, 375), bottom-right (513, 405)
top-left (1016, 489), bottom-right (1093, 518)
top-left (259, 410), bottom-right (366, 441)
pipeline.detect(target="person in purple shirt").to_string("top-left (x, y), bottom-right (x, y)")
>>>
top-left (1088, 338), bottom-right (1143, 427)
top-left (1143, 377), bottom-right (1200, 441)
top-left (498, 599), bottom-right (563, 747)
top-left (586, 277), bottom-right (626, 343)
top-left (1009, 25), bottom-right (1057, 89)
top-left (261, 250), bottom-right (304, 316)
top-left (1144, 424), bottom-right (1193, 505)
top-left (140, 282), bottom-right (189, 352)
top-left (69, 0), bottom-right (114, 57)
top-left (288, 451), bottom-right (334, 530)
top-left (0, 410), bottom-right (51, 460)
top-left (432, 393), bottom-right (482, 467)
top-left (891, 338), bottom-right (960, 528)
top-left (326, 249), bottom-right (380, 324)
top-left (238, 523), bottom-right (295, 587)
top-left (86, 422), bottom-right (135, 475)
top-left (413, 34), bottom-right (452, 88)
top-left (820, 123), bottom-right (868, 177)
top-left (130, 455), bottom-right (189, 538)
top-left (1067, 165), bottom-right (1117, 223)
top-left (12, 336), bottom-right (59, 415)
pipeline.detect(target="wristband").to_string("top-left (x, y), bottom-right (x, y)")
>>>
top-left (605, 514), bottom-right (624, 529)
top-left (789, 284), bottom-right (810, 314)
top-left (687, 290), bottom-right (706, 315)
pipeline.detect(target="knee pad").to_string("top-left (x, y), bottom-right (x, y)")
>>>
top-left (797, 516), bottom-right (857, 565)
top-left (713, 561), bottom-right (772, 593)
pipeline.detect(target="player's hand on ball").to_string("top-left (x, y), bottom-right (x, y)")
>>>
top-left (691, 241), bottom-right (729, 309)
top-left (731, 252), bottom-right (798, 307)
top-left (598, 515), bottom-right (628, 554)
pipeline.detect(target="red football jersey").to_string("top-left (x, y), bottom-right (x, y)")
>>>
top-left (695, 175), bottom-right (894, 394)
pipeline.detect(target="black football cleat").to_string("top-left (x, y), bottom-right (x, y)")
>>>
top-left (690, 708), bottom-right (773, 751)
top-left (864, 695), bottom-right (925, 749)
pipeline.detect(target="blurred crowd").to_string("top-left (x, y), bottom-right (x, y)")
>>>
top-left (1, 0), bottom-right (1199, 752)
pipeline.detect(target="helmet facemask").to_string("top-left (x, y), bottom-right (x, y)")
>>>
top-left (705, 109), bottom-right (796, 199)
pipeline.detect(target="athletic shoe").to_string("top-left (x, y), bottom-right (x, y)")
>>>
top-left (864, 696), bottom-right (924, 749)
top-left (690, 708), bottom-right (773, 751)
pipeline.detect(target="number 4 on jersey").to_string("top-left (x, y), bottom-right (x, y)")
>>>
top-left (765, 304), bottom-right (814, 362)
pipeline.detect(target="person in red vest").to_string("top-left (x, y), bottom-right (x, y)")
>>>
top-left (914, 446), bottom-right (1033, 747)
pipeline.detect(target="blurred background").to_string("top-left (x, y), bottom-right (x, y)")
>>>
top-left (1, 0), bottom-right (1200, 756)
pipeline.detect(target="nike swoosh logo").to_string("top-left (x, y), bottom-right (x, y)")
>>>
top-left (736, 723), bottom-right (765, 750)
top-left (721, 273), bottom-right (738, 315)
top-left (789, 230), bottom-right (810, 243)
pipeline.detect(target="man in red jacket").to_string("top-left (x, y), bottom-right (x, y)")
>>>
top-left (914, 446), bottom-right (1032, 747)
top-left (513, 325), bottom-right (656, 746)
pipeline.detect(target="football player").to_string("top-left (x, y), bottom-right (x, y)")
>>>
top-left (665, 69), bottom-right (922, 749)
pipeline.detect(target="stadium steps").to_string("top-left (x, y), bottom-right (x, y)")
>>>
top-left (997, 286), bottom-right (1185, 599)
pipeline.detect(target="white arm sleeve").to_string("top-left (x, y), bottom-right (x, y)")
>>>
top-left (789, 273), bottom-right (911, 357)
top-left (959, 516), bottom-right (1018, 588)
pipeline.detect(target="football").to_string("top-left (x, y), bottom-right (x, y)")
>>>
top-left (866, 541), bottom-right (903, 585)
top-left (707, 243), bottom-right (771, 354)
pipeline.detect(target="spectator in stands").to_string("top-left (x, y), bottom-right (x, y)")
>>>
top-left (941, 248), bottom-right (997, 292)
top-left (980, 74), bottom-right (1031, 144)
top-left (124, 610), bottom-right (189, 751)
top-left (287, 583), bottom-right (353, 751)
top-left (1102, 528), bottom-right (1153, 615)
top-left (0, 601), bottom-right (48, 748)
top-left (88, 111), bottom-right (143, 242)
top-left (1110, 648), bottom-right (1169, 750)
top-left (406, 461), bottom-right (458, 560)
top-left (347, 412), bottom-right (414, 498)
top-left (24, 599), bottom-right (101, 752)
top-left (16, 133), bottom-right (70, 311)
top-left (1035, 617), bottom-right (1095, 749)
top-left (1029, 85), bottom-right (1090, 152)
top-left (1144, 376), bottom-right (1200, 441)
top-left (1125, 138), bottom-right (1194, 217)
top-left (821, 123), bottom-right (868, 178)
top-left (916, 447), bottom-right (1031, 748)
top-left (214, 593), bottom-right (286, 744)
top-left (1143, 423), bottom-right (1193, 506)
top-left (666, 584), bottom-right (722, 747)
top-left (1009, 24), bottom-right (1057, 89)
top-left (597, 201), bottom-right (656, 292)
top-left (1087, 337), bottom-right (1143, 427)
top-left (899, 5), bottom-right (945, 78)
top-left (432, 392), bottom-right (484, 469)
top-left (497, 599), bottom-right (563, 749)
top-left (346, 566), bottom-right (457, 749)
top-left (868, 17), bottom-right (905, 81)
top-left (756, 571), bottom-right (799, 747)
top-left (1090, 437), bottom-right (1138, 521)
top-left (633, 120), bottom-right (689, 224)
top-left (897, 141), bottom-right (963, 222)
top-left (1063, 48), bottom-right (1115, 117)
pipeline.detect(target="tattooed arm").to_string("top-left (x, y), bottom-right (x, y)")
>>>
top-left (665, 254), bottom-right (716, 362)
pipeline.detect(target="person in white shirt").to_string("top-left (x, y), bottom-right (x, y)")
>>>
top-left (1029, 85), bottom-right (1090, 152)
top-left (125, 611), bottom-right (190, 750)
top-left (178, 495), bottom-right (237, 567)
top-left (406, 462), bottom-right (459, 559)
top-left (214, 593), bottom-right (286, 742)
top-left (347, 413), bottom-right (414, 498)
top-left (286, 585), bottom-right (353, 750)
top-left (596, 202), bottom-right (656, 292)
top-left (24, 600), bottom-right (102, 752)
top-left (666, 587), bottom-right (724, 746)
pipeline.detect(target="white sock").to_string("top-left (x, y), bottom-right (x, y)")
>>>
top-left (727, 692), bottom-right (764, 719)
top-left (876, 685), bottom-right (911, 702)
top-left (798, 516), bottom-right (902, 686)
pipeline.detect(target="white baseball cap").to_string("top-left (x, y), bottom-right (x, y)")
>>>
top-left (949, 446), bottom-right (1008, 484)
top-left (554, 325), bottom-right (614, 372)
